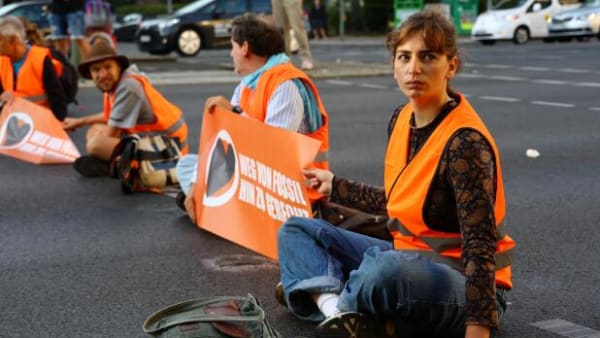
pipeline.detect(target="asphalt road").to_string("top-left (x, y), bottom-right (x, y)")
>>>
top-left (1, 39), bottom-right (600, 337)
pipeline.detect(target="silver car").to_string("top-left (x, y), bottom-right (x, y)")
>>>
top-left (546, 0), bottom-right (600, 41)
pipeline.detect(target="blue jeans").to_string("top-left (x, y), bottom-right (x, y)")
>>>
top-left (176, 154), bottom-right (198, 195)
top-left (49, 11), bottom-right (86, 39)
top-left (278, 217), bottom-right (506, 337)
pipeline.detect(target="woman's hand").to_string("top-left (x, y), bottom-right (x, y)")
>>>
top-left (465, 324), bottom-right (490, 338)
top-left (302, 168), bottom-right (334, 196)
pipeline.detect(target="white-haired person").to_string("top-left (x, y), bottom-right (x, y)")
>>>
top-left (0, 15), bottom-right (68, 121)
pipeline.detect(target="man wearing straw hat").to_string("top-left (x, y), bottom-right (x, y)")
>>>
top-left (63, 40), bottom-right (188, 177)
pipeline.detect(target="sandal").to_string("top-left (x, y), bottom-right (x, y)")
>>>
top-left (317, 312), bottom-right (374, 338)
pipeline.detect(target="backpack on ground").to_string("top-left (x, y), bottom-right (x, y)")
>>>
top-left (142, 294), bottom-right (281, 338)
top-left (49, 49), bottom-right (79, 105)
top-left (84, 0), bottom-right (112, 28)
top-left (111, 134), bottom-right (183, 194)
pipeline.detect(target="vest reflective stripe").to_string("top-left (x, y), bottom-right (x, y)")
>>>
top-left (103, 72), bottom-right (189, 154)
top-left (387, 218), bottom-right (513, 270)
top-left (24, 94), bottom-right (48, 102)
top-left (238, 63), bottom-right (330, 202)
top-left (0, 46), bottom-right (51, 108)
top-left (165, 117), bottom-right (186, 135)
top-left (384, 94), bottom-right (515, 289)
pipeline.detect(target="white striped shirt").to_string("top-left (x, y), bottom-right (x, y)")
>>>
top-left (231, 80), bottom-right (308, 133)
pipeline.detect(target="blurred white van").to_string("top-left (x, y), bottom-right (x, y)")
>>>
top-left (471, 0), bottom-right (580, 44)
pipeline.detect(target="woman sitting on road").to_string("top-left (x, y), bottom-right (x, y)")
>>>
top-left (275, 9), bottom-right (516, 338)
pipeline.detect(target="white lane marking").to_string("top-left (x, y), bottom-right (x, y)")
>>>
top-left (559, 68), bottom-right (588, 73)
top-left (359, 83), bottom-right (389, 89)
top-left (520, 66), bottom-right (549, 71)
top-left (533, 79), bottom-right (568, 85)
top-left (465, 63), bottom-right (600, 75)
top-left (479, 96), bottom-right (521, 102)
top-left (485, 64), bottom-right (512, 69)
top-left (538, 55), bottom-right (563, 60)
top-left (589, 107), bottom-right (600, 111)
top-left (574, 82), bottom-right (600, 88)
top-left (531, 100), bottom-right (575, 108)
top-left (489, 75), bottom-right (523, 81)
top-left (530, 319), bottom-right (600, 337)
top-left (326, 80), bottom-right (353, 86)
top-left (457, 73), bottom-right (483, 79)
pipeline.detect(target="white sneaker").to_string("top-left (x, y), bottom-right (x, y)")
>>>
top-left (301, 60), bottom-right (314, 70)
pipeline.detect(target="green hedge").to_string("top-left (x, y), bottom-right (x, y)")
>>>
top-left (363, 0), bottom-right (392, 32)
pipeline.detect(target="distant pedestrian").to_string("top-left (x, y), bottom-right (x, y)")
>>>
top-left (309, 0), bottom-right (328, 39)
top-left (48, 0), bottom-right (91, 62)
top-left (271, 0), bottom-right (314, 70)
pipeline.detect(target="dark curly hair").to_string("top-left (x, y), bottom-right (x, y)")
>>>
top-left (231, 13), bottom-right (285, 58)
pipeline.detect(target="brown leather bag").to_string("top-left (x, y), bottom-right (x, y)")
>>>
top-left (316, 200), bottom-right (392, 241)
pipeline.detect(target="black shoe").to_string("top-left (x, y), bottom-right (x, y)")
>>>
top-left (74, 156), bottom-right (110, 177)
top-left (176, 191), bottom-right (186, 211)
top-left (317, 312), bottom-right (374, 338)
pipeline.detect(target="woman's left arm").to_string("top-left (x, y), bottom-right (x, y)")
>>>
top-left (447, 129), bottom-right (499, 332)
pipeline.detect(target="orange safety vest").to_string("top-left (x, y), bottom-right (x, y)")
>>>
top-left (384, 94), bottom-right (515, 289)
top-left (0, 45), bottom-right (52, 107)
top-left (238, 63), bottom-right (329, 202)
top-left (103, 73), bottom-right (189, 154)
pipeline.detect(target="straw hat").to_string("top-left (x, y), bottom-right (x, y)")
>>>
top-left (78, 40), bottom-right (130, 79)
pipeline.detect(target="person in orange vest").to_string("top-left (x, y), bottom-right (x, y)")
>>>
top-left (276, 10), bottom-right (516, 338)
top-left (0, 16), bottom-right (68, 121)
top-left (175, 13), bottom-right (329, 223)
top-left (62, 40), bottom-right (188, 177)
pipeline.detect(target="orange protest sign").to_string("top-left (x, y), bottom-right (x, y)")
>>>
top-left (0, 97), bottom-right (80, 164)
top-left (194, 107), bottom-right (321, 260)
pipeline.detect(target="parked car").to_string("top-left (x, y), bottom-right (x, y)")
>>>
top-left (114, 13), bottom-right (143, 42)
top-left (471, 0), bottom-right (580, 44)
top-left (136, 0), bottom-right (272, 57)
top-left (0, 0), bottom-right (51, 37)
top-left (545, 0), bottom-right (600, 41)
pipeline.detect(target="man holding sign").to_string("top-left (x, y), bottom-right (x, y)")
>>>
top-left (176, 13), bottom-right (329, 222)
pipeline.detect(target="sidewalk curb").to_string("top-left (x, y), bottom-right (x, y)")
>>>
top-left (79, 61), bottom-right (393, 87)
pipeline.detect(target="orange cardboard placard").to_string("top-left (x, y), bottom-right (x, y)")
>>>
top-left (0, 97), bottom-right (80, 164)
top-left (194, 107), bottom-right (321, 260)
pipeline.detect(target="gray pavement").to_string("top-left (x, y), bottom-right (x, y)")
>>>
top-left (3, 38), bottom-right (599, 338)
top-left (83, 38), bottom-right (397, 87)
